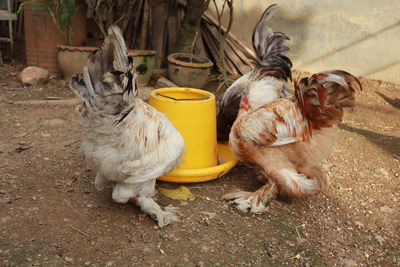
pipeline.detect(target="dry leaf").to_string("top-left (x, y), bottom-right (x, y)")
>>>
top-left (159, 186), bottom-right (195, 201)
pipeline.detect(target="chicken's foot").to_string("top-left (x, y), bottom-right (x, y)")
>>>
top-left (222, 181), bottom-right (278, 214)
top-left (135, 196), bottom-right (180, 228)
top-left (111, 181), bottom-right (179, 227)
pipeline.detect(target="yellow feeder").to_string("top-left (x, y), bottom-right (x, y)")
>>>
top-left (149, 87), bottom-right (237, 183)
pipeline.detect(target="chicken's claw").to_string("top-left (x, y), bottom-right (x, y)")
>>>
top-left (223, 190), bottom-right (267, 214)
top-left (155, 206), bottom-right (180, 228)
top-left (136, 196), bottom-right (180, 227)
top-left (222, 183), bottom-right (277, 214)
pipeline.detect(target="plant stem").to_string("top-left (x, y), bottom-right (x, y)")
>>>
top-left (212, 0), bottom-right (234, 92)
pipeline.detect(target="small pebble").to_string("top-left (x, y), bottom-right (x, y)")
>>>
top-left (64, 256), bottom-right (74, 263)
top-left (201, 246), bottom-right (210, 253)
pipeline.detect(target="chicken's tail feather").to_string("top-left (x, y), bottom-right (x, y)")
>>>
top-left (252, 4), bottom-right (292, 81)
top-left (295, 70), bottom-right (362, 131)
top-left (70, 25), bottom-right (136, 117)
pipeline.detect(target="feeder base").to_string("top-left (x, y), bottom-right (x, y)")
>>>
top-left (157, 143), bottom-right (237, 183)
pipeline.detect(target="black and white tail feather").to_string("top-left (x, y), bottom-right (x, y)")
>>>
top-left (217, 4), bottom-right (293, 141)
top-left (70, 26), bottom-right (137, 123)
top-left (252, 4), bottom-right (292, 81)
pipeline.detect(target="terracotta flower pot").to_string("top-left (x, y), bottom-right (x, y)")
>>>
top-left (128, 50), bottom-right (157, 86)
top-left (167, 53), bottom-right (213, 89)
top-left (56, 46), bottom-right (98, 79)
top-left (24, 3), bottom-right (87, 73)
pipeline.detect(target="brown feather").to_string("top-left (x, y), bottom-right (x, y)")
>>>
top-left (295, 70), bottom-right (362, 130)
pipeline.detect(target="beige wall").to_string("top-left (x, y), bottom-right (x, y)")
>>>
top-left (210, 0), bottom-right (400, 84)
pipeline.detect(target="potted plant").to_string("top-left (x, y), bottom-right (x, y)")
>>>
top-left (17, 0), bottom-right (88, 75)
top-left (167, 52), bottom-right (213, 89)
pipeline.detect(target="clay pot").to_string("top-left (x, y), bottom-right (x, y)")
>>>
top-left (167, 53), bottom-right (213, 89)
top-left (24, 2), bottom-right (87, 73)
top-left (56, 46), bottom-right (98, 79)
top-left (128, 50), bottom-right (157, 86)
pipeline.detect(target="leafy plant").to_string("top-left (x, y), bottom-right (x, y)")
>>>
top-left (17, 0), bottom-right (79, 45)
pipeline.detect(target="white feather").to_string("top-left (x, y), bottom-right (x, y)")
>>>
top-left (220, 72), bottom-right (252, 107)
top-left (81, 99), bottom-right (185, 185)
top-left (280, 169), bottom-right (319, 194)
top-left (247, 76), bottom-right (286, 110)
top-left (72, 26), bottom-right (185, 227)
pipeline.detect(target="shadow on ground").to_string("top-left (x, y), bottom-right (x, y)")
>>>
top-left (338, 123), bottom-right (400, 157)
top-left (375, 91), bottom-right (400, 109)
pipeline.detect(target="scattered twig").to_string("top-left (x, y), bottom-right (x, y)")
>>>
top-left (30, 125), bottom-right (42, 134)
top-left (45, 96), bottom-right (68, 100)
top-left (157, 240), bottom-right (168, 256)
top-left (0, 97), bottom-right (14, 104)
top-left (68, 225), bottom-right (89, 237)
top-left (14, 145), bottom-right (32, 153)
top-left (141, 232), bottom-right (152, 243)
top-left (295, 224), bottom-right (305, 238)
top-left (14, 98), bottom-right (79, 106)
top-left (63, 140), bottom-right (80, 147)
top-left (66, 177), bottom-right (78, 187)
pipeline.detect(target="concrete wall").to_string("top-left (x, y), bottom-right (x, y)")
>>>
top-left (210, 0), bottom-right (400, 84)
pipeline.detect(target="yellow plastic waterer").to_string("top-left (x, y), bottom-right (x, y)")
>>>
top-left (149, 87), bottom-right (237, 183)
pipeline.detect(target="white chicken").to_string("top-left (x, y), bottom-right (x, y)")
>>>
top-left (70, 26), bottom-right (185, 227)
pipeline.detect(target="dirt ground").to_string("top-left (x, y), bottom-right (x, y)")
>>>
top-left (0, 62), bottom-right (399, 267)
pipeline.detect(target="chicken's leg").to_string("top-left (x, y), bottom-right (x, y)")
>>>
top-left (95, 173), bottom-right (111, 191)
top-left (276, 167), bottom-right (324, 198)
top-left (135, 196), bottom-right (180, 228)
top-left (296, 166), bottom-right (327, 192)
top-left (112, 181), bottom-right (180, 227)
top-left (222, 180), bottom-right (278, 214)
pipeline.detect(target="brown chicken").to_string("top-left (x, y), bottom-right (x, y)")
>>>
top-left (223, 71), bottom-right (362, 213)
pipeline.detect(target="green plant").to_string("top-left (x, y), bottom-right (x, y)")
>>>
top-left (17, 0), bottom-right (79, 45)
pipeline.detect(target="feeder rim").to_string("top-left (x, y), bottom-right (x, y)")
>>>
top-left (151, 88), bottom-right (215, 103)
top-left (155, 92), bottom-right (210, 101)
